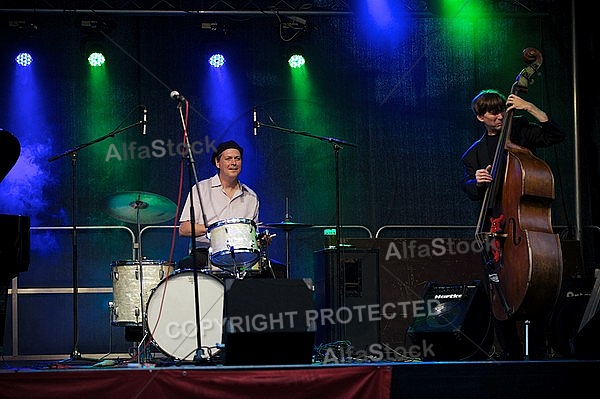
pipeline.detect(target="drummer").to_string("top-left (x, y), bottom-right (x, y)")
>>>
top-left (178, 140), bottom-right (269, 270)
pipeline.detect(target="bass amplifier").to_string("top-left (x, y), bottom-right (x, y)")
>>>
top-left (407, 280), bottom-right (493, 360)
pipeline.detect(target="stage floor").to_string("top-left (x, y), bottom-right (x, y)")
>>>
top-left (1, 352), bottom-right (598, 399)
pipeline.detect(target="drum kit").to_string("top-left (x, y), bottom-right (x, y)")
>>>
top-left (105, 191), bottom-right (312, 362)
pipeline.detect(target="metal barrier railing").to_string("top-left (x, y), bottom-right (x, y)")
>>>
top-left (376, 225), bottom-right (475, 238)
top-left (7, 223), bottom-right (597, 357)
top-left (8, 225), bottom-right (135, 357)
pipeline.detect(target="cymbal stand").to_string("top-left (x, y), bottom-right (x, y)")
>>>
top-left (48, 107), bottom-right (145, 363)
top-left (254, 118), bottom-right (356, 272)
top-left (255, 117), bottom-right (355, 341)
top-left (261, 238), bottom-right (276, 279)
top-left (228, 248), bottom-right (254, 280)
top-left (229, 248), bottom-right (243, 279)
top-left (283, 198), bottom-right (292, 278)
top-left (133, 196), bottom-right (152, 365)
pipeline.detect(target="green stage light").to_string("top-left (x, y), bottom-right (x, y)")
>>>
top-left (288, 54), bottom-right (305, 68)
top-left (88, 51), bottom-right (106, 67)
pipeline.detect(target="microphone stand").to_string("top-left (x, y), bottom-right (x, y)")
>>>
top-left (49, 118), bottom-right (145, 363)
top-left (174, 99), bottom-right (210, 364)
top-left (255, 119), bottom-right (356, 340)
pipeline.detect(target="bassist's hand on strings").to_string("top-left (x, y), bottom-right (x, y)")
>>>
top-left (475, 165), bottom-right (493, 187)
top-left (506, 94), bottom-right (549, 122)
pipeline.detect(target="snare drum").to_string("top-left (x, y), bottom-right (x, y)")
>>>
top-left (207, 218), bottom-right (259, 267)
top-left (146, 270), bottom-right (224, 360)
top-left (111, 259), bottom-right (173, 326)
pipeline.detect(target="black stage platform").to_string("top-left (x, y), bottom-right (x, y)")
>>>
top-left (1, 354), bottom-right (599, 399)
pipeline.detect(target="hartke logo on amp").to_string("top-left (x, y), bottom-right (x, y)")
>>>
top-left (407, 280), bottom-right (493, 361)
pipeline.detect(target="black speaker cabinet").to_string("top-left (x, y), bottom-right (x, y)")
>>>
top-left (0, 214), bottom-right (30, 354)
top-left (407, 280), bottom-right (493, 360)
top-left (573, 278), bottom-right (600, 359)
top-left (223, 279), bottom-right (315, 365)
top-left (548, 277), bottom-right (595, 357)
top-left (575, 310), bottom-right (600, 359)
top-left (314, 248), bottom-right (380, 350)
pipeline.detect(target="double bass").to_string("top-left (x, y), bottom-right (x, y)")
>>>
top-left (474, 48), bottom-right (563, 321)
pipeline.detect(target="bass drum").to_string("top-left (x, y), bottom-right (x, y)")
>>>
top-left (146, 270), bottom-right (224, 361)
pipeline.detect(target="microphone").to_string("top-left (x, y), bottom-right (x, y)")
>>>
top-left (170, 90), bottom-right (185, 102)
top-left (253, 106), bottom-right (258, 136)
top-left (142, 106), bottom-right (147, 135)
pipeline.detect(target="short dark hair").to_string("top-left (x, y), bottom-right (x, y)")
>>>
top-left (211, 140), bottom-right (244, 166)
top-left (471, 89), bottom-right (506, 116)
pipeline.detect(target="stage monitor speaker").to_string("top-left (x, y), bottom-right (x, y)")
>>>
top-left (223, 279), bottom-right (315, 366)
top-left (548, 277), bottom-right (595, 357)
top-left (574, 311), bottom-right (600, 359)
top-left (573, 277), bottom-right (600, 360)
top-left (407, 280), bottom-right (493, 361)
top-left (313, 248), bottom-right (380, 351)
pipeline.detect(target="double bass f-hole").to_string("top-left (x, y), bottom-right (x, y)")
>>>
top-left (507, 217), bottom-right (522, 246)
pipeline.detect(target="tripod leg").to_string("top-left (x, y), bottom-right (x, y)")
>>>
top-left (265, 256), bottom-right (276, 279)
top-left (258, 246), bottom-right (276, 279)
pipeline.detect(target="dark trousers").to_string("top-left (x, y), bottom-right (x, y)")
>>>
top-left (483, 276), bottom-right (549, 359)
top-left (177, 248), bottom-right (209, 270)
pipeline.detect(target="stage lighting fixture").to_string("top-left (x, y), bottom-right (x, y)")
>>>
top-left (81, 39), bottom-right (107, 67)
top-left (80, 18), bottom-right (116, 34)
top-left (208, 53), bottom-right (226, 68)
top-left (79, 17), bottom-right (115, 67)
top-left (285, 44), bottom-right (307, 69)
top-left (283, 15), bottom-right (308, 30)
top-left (15, 52), bottom-right (33, 67)
top-left (288, 54), bottom-right (306, 68)
top-left (9, 19), bottom-right (38, 67)
top-left (88, 51), bottom-right (106, 67)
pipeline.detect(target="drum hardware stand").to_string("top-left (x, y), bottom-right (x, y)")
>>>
top-left (229, 247), bottom-right (245, 280)
top-left (49, 106), bottom-right (145, 363)
top-left (174, 95), bottom-right (211, 364)
top-left (254, 116), bottom-right (356, 341)
top-left (263, 202), bottom-right (312, 279)
top-left (283, 198), bottom-right (300, 278)
top-left (132, 197), bottom-right (154, 366)
top-left (262, 251), bottom-right (276, 279)
top-left (258, 234), bottom-right (276, 279)
top-left (105, 191), bottom-right (176, 365)
top-left (283, 199), bottom-right (292, 278)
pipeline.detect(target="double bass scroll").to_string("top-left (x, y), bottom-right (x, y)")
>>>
top-left (474, 47), bottom-right (563, 321)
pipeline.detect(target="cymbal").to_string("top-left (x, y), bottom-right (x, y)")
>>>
top-left (106, 191), bottom-right (177, 224)
top-left (262, 220), bottom-right (313, 231)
